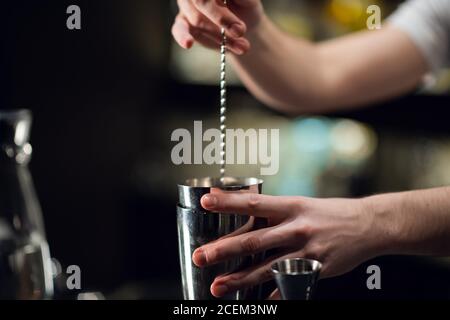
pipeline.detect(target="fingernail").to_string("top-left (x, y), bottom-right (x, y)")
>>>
top-left (233, 46), bottom-right (245, 55)
top-left (228, 23), bottom-right (245, 38)
top-left (202, 194), bottom-right (217, 208)
top-left (213, 284), bottom-right (228, 297)
top-left (185, 39), bottom-right (193, 49)
top-left (193, 248), bottom-right (207, 266)
top-left (234, 45), bottom-right (245, 55)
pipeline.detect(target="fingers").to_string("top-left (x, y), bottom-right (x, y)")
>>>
top-left (197, 218), bottom-right (255, 250)
top-left (214, 217), bottom-right (256, 240)
top-left (173, 0), bottom-right (250, 53)
top-left (210, 258), bottom-right (275, 298)
top-left (178, 0), bottom-right (204, 27)
top-left (267, 289), bottom-right (281, 300)
top-left (192, 0), bottom-right (247, 37)
top-left (172, 14), bottom-right (195, 49)
top-left (210, 252), bottom-right (298, 298)
top-left (172, 13), bottom-right (221, 49)
top-left (189, 29), bottom-right (223, 50)
top-left (193, 225), bottom-right (290, 267)
top-left (201, 193), bottom-right (298, 218)
top-left (172, 14), bottom-right (250, 54)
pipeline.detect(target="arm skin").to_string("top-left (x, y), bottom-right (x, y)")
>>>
top-left (365, 187), bottom-right (450, 256)
top-left (172, 0), bottom-right (429, 115)
top-left (231, 15), bottom-right (428, 114)
top-left (190, 187), bottom-right (450, 298)
top-left (171, 1), bottom-right (445, 299)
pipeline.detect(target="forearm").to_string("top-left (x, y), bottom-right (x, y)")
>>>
top-left (365, 187), bottom-right (450, 257)
top-left (231, 16), bottom-right (427, 114)
top-left (230, 15), bottom-right (323, 114)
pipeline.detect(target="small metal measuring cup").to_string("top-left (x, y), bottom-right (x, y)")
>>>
top-left (271, 258), bottom-right (322, 300)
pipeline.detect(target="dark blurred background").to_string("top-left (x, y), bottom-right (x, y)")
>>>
top-left (1, 0), bottom-right (449, 299)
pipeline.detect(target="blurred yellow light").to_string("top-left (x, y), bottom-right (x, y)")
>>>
top-left (328, 0), bottom-right (381, 30)
top-left (330, 120), bottom-right (377, 161)
top-left (272, 13), bottom-right (313, 39)
top-left (330, 0), bottom-right (364, 24)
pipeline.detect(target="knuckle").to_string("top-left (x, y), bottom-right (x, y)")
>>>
top-left (171, 20), bottom-right (182, 33)
top-left (247, 194), bottom-right (260, 212)
top-left (192, 0), bottom-right (226, 26)
top-left (190, 12), bottom-right (203, 26)
top-left (292, 226), bottom-right (308, 240)
top-left (210, 246), bottom-right (224, 262)
top-left (240, 236), bottom-right (261, 253)
top-left (304, 244), bottom-right (323, 260)
top-left (193, 0), bottom-right (209, 7)
top-left (217, 15), bottom-right (229, 28)
top-left (300, 224), bottom-right (314, 238)
top-left (214, 195), bottom-right (226, 211)
top-left (171, 24), bottom-right (177, 36)
top-left (288, 198), bottom-right (302, 213)
top-left (276, 230), bottom-right (292, 245)
top-left (175, 13), bottom-right (184, 23)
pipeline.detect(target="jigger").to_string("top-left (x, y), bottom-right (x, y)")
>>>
top-left (271, 258), bottom-right (322, 300)
top-left (177, 177), bottom-right (265, 300)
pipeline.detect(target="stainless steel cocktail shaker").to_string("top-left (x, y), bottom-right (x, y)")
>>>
top-left (177, 177), bottom-right (266, 300)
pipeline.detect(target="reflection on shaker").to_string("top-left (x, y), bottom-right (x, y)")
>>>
top-left (177, 177), bottom-right (266, 300)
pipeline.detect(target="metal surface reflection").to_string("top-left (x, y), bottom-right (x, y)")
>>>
top-left (0, 110), bottom-right (54, 299)
top-left (177, 177), bottom-right (266, 300)
top-left (271, 258), bottom-right (322, 300)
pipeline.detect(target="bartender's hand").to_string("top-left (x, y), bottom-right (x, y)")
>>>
top-left (193, 193), bottom-right (382, 298)
top-left (171, 0), bottom-right (264, 55)
top-left (193, 187), bottom-right (450, 298)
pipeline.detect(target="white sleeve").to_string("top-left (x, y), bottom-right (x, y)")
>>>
top-left (388, 0), bottom-right (450, 73)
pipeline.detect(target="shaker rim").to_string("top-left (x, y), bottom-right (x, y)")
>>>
top-left (178, 176), bottom-right (263, 189)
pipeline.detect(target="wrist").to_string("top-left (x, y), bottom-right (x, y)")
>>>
top-left (360, 195), bottom-right (403, 257)
top-left (242, 14), bottom-right (275, 52)
top-left (246, 11), bottom-right (268, 35)
top-left (243, 2), bottom-right (266, 33)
